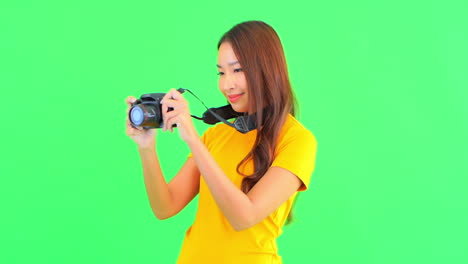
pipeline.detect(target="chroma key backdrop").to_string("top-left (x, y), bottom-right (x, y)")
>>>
top-left (1, 0), bottom-right (467, 263)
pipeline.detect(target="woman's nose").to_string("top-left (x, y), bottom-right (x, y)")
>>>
top-left (222, 74), bottom-right (235, 91)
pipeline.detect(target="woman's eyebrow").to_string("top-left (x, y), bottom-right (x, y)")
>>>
top-left (216, 61), bottom-right (240, 68)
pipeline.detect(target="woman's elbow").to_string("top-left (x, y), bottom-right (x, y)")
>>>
top-left (155, 213), bottom-right (171, 220)
top-left (232, 215), bottom-right (257, 232)
top-left (152, 208), bottom-right (174, 220)
top-left (233, 225), bottom-right (249, 232)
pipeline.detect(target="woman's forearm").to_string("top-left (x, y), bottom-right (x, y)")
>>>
top-left (138, 147), bottom-right (174, 220)
top-left (186, 138), bottom-right (254, 231)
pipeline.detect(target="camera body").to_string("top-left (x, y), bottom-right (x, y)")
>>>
top-left (129, 88), bottom-right (257, 133)
top-left (129, 93), bottom-right (171, 129)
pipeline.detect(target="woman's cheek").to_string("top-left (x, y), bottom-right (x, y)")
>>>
top-left (218, 79), bottom-right (224, 94)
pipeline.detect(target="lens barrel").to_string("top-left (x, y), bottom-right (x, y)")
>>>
top-left (129, 104), bottom-right (162, 129)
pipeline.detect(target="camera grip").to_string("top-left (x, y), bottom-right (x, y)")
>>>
top-left (165, 107), bottom-right (177, 128)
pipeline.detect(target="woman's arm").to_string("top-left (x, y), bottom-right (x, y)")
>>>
top-left (127, 95), bottom-right (200, 220)
top-left (160, 89), bottom-right (303, 231)
top-left (138, 147), bottom-right (200, 220)
top-left (138, 147), bottom-right (172, 219)
top-left (186, 138), bottom-right (302, 231)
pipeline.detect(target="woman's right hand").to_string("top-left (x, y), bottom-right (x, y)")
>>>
top-left (126, 96), bottom-right (157, 150)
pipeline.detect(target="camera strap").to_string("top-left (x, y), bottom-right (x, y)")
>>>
top-left (178, 88), bottom-right (257, 134)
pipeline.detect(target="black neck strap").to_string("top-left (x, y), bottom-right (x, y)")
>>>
top-left (179, 88), bottom-right (258, 134)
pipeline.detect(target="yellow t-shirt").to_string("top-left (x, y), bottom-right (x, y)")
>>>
top-left (177, 114), bottom-right (317, 264)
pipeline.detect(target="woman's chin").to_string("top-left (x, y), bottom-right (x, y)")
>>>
top-left (231, 104), bottom-right (247, 113)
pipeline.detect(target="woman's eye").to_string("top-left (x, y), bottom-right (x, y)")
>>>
top-left (217, 72), bottom-right (224, 76)
top-left (234, 68), bottom-right (243, 73)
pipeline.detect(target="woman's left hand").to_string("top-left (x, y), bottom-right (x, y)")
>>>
top-left (160, 88), bottom-right (198, 143)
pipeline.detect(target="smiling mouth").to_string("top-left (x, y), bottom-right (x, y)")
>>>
top-left (228, 93), bottom-right (243, 103)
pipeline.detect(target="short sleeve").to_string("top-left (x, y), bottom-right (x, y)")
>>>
top-left (271, 128), bottom-right (317, 191)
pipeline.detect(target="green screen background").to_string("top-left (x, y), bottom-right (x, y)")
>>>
top-left (1, 0), bottom-right (467, 263)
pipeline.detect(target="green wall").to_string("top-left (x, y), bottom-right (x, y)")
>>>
top-left (1, 0), bottom-right (467, 263)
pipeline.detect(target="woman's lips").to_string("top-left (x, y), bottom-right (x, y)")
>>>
top-left (228, 93), bottom-right (243, 103)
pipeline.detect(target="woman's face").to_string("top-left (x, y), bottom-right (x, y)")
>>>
top-left (217, 42), bottom-right (249, 113)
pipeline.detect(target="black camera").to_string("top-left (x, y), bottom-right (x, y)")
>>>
top-left (129, 88), bottom-right (257, 133)
top-left (129, 93), bottom-right (167, 129)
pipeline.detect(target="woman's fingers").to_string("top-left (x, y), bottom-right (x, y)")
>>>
top-left (126, 96), bottom-right (136, 106)
top-left (163, 109), bottom-right (181, 132)
top-left (127, 127), bottom-right (139, 136)
top-left (161, 97), bottom-right (177, 131)
top-left (163, 108), bottom-right (180, 121)
top-left (160, 94), bottom-right (175, 129)
top-left (167, 88), bottom-right (184, 100)
top-left (126, 96), bottom-right (136, 126)
top-left (160, 88), bottom-right (189, 132)
top-left (164, 116), bottom-right (178, 133)
top-left (127, 124), bottom-right (145, 136)
top-left (161, 89), bottom-right (186, 108)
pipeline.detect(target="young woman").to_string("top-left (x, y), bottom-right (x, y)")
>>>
top-left (125, 20), bottom-right (317, 264)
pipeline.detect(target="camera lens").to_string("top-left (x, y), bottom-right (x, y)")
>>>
top-left (129, 104), bottom-right (162, 129)
top-left (130, 106), bottom-right (144, 126)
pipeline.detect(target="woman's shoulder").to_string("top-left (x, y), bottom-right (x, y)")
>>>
top-left (274, 114), bottom-right (317, 151)
top-left (281, 114), bottom-right (315, 138)
top-left (201, 114), bottom-right (316, 142)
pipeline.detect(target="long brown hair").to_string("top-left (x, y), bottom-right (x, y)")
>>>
top-left (217, 21), bottom-right (299, 225)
